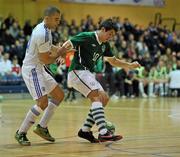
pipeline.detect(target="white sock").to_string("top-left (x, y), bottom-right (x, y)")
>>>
top-left (18, 105), bottom-right (42, 133)
top-left (39, 100), bottom-right (58, 128)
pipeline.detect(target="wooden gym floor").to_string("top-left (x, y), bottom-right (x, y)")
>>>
top-left (0, 97), bottom-right (180, 157)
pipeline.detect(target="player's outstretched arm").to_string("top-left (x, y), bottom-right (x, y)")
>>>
top-left (56, 40), bottom-right (75, 57)
top-left (104, 56), bottom-right (141, 70)
top-left (38, 45), bottom-right (62, 64)
top-left (39, 41), bottom-right (75, 64)
top-left (50, 40), bottom-right (75, 57)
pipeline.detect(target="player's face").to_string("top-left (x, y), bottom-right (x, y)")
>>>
top-left (101, 29), bottom-right (116, 42)
top-left (47, 12), bottom-right (61, 29)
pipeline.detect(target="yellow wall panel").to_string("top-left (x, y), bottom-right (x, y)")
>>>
top-left (0, 0), bottom-right (179, 28)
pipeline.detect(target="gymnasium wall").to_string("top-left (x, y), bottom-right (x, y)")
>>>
top-left (0, 0), bottom-right (179, 28)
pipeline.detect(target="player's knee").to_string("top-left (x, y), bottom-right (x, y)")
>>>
top-left (101, 93), bottom-right (109, 107)
top-left (94, 92), bottom-right (109, 106)
top-left (58, 92), bottom-right (64, 102)
top-left (104, 94), bottom-right (110, 106)
top-left (50, 86), bottom-right (64, 103)
top-left (52, 90), bottom-right (64, 104)
top-left (37, 97), bottom-right (48, 110)
top-left (88, 90), bottom-right (109, 106)
top-left (50, 98), bottom-right (62, 107)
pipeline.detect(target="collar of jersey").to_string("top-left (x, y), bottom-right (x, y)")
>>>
top-left (43, 21), bottom-right (50, 31)
top-left (95, 31), bottom-right (102, 45)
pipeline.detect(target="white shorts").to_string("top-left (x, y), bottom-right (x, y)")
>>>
top-left (22, 65), bottom-right (58, 100)
top-left (68, 70), bottom-right (104, 97)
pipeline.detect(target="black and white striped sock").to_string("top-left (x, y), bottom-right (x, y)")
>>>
top-left (82, 110), bottom-right (95, 132)
top-left (91, 102), bottom-right (107, 135)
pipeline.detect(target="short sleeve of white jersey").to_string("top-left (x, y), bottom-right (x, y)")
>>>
top-left (36, 32), bottom-right (51, 53)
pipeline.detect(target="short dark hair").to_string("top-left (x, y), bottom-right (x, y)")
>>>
top-left (44, 6), bottom-right (60, 16)
top-left (99, 18), bottom-right (118, 32)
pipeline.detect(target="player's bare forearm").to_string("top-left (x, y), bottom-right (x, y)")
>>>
top-left (39, 41), bottom-right (75, 64)
top-left (49, 45), bottom-right (65, 58)
top-left (56, 40), bottom-right (74, 58)
top-left (104, 56), bottom-right (141, 69)
top-left (49, 41), bottom-right (75, 59)
top-left (39, 52), bottom-right (57, 64)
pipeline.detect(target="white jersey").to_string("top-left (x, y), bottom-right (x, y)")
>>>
top-left (23, 21), bottom-right (52, 67)
top-left (21, 21), bottom-right (57, 100)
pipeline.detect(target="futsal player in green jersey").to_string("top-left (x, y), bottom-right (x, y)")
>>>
top-left (59, 18), bottom-right (141, 142)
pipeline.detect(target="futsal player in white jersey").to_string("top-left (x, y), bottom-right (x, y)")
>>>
top-left (15, 6), bottom-right (68, 146)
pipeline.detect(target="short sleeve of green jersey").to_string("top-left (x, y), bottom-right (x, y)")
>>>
top-left (70, 32), bottom-right (92, 47)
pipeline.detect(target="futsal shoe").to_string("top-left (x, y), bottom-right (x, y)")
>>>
top-left (78, 129), bottom-right (99, 143)
top-left (15, 130), bottom-right (31, 146)
top-left (33, 124), bottom-right (55, 142)
top-left (98, 131), bottom-right (123, 142)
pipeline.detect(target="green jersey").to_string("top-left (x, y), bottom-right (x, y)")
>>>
top-left (136, 67), bottom-right (146, 78)
top-left (49, 64), bottom-right (58, 76)
top-left (68, 32), bottom-right (111, 72)
top-left (155, 66), bottom-right (167, 79)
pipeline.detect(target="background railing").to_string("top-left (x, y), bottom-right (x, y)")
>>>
top-left (154, 12), bottom-right (179, 31)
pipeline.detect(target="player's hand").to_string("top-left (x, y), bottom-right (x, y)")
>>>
top-left (129, 61), bottom-right (141, 69)
top-left (57, 46), bottom-right (67, 58)
top-left (60, 40), bottom-right (76, 53)
top-left (56, 56), bottom-right (65, 65)
top-left (57, 46), bottom-right (76, 58)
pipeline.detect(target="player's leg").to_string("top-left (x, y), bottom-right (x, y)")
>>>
top-left (15, 95), bottom-right (47, 146)
top-left (33, 69), bottom-right (64, 142)
top-left (81, 90), bottom-right (108, 131)
top-left (88, 90), bottom-right (122, 142)
top-left (78, 90), bottom-right (110, 143)
top-left (68, 70), bottom-right (122, 142)
top-left (38, 85), bottom-right (64, 128)
top-left (33, 87), bottom-right (63, 142)
top-left (68, 70), bottom-right (100, 142)
top-left (77, 107), bottom-right (98, 143)
top-left (15, 67), bottom-right (49, 146)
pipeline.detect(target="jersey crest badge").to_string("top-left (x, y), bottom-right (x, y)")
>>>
top-left (92, 44), bottom-right (96, 47)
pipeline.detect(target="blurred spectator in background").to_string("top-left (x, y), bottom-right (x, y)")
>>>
top-left (0, 45), bottom-right (4, 61)
top-left (4, 13), bottom-right (15, 29)
top-left (0, 52), bottom-right (12, 83)
top-left (0, 52), bottom-right (12, 74)
top-left (136, 35), bottom-right (148, 57)
top-left (9, 21), bottom-right (20, 39)
top-left (168, 60), bottom-right (180, 97)
top-left (23, 20), bottom-right (32, 36)
top-left (148, 65), bottom-right (158, 97)
top-left (103, 44), bottom-right (118, 100)
top-left (11, 56), bottom-right (21, 77)
top-left (154, 59), bottom-right (169, 96)
top-left (135, 66), bottom-right (149, 98)
top-left (115, 67), bottom-right (135, 98)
